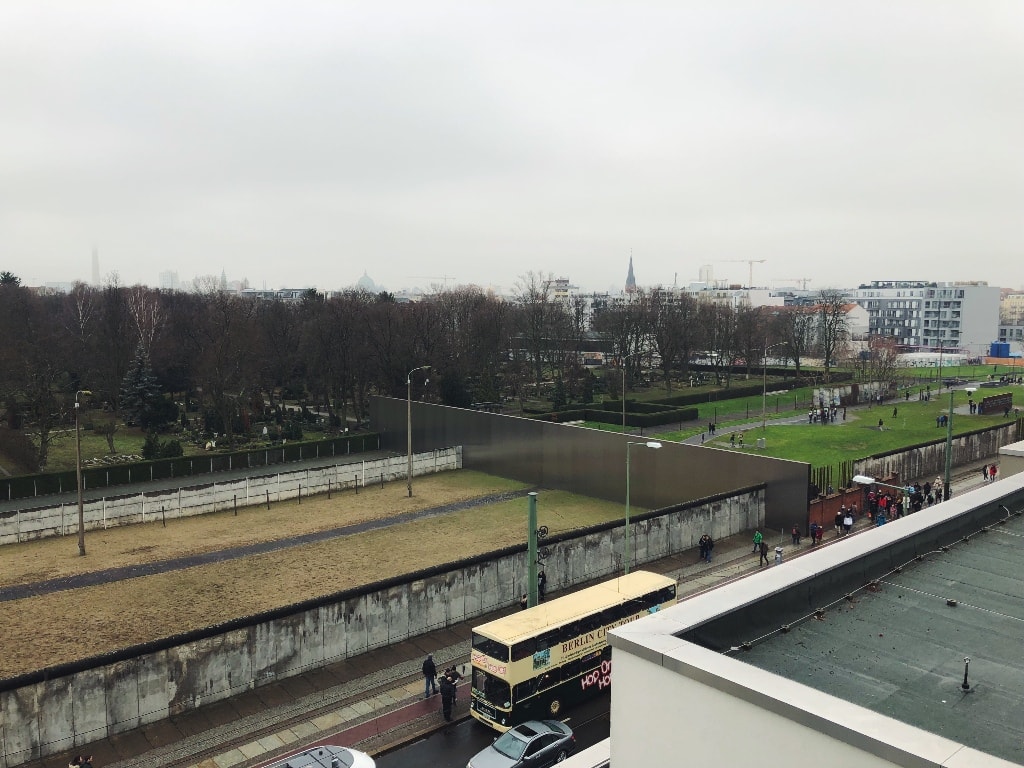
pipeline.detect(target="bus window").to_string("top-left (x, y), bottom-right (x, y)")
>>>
top-left (472, 633), bottom-right (510, 662)
top-left (473, 668), bottom-right (511, 707)
top-left (562, 659), bottom-right (581, 680)
top-left (537, 669), bottom-right (560, 690)
top-left (535, 629), bottom-right (559, 652)
top-left (513, 678), bottom-right (537, 700)
top-left (559, 622), bottom-right (580, 644)
top-left (511, 639), bottom-right (534, 661)
top-left (580, 650), bottom-right (602, 671)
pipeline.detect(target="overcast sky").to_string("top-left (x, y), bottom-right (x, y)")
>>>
top-left (2, 1), bottom-right (1022, 295)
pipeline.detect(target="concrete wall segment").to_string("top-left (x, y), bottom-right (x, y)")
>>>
top-left (0, 450), bottom-right (460, 546)
top-left (0, 484), bottom-right (762, 767)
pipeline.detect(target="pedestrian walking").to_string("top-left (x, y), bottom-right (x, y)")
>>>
top-left (809, 522), bottom-right (820, 545)
top-left (759, 540), bottom-right (770, 567)
top-left (842, 511), bottom-right (854, 535)
top-left (791, 525), bottom-right (801, 545)
top-left (982, 466), bottom-right (989, 482)
top-left (990, 464), bottom-right (998, 482)
top-left (538, 569), bottom-right (547, 600)
top-left (422, 653), bottom-right (438, 698)
top-left (752, 529), bottom-right (763, 553)
top-left (439, 674), bottom-right (456, 721)
top-left (834, 509), bottom-right (844, 536)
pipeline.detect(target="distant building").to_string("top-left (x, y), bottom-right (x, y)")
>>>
top-left (851, 280), bottom-right (1000, 356)
top-left (158, 271), bottom-right (180, 291)
top-left (355, 272), bottom-right (378, 293)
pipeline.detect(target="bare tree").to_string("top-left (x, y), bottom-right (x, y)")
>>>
top-left (816, 289), bottom-right (850, 382)
top-left (126, 285), bottom-right (164, 354)
top-left (863, 335), bottom-right (902, 388)
top-left (696, 302), bottom-right (738, 387)
top-left (515, 271), bottom-right (556, 388)
top-left (772, 306), bottom-right (816, 378)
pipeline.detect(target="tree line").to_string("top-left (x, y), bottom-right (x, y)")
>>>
top-left (0, 271), bottom-right (850, 471)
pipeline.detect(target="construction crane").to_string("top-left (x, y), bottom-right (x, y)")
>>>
top-left (410, 276), bottom-right (456, 289)
top-left (777, 278), bottom-right (813, 290)
top-left (718, 259), bottom-right (766, 288)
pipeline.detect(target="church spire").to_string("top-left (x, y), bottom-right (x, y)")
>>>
top-left (625, 253), bottom-right (637, 294)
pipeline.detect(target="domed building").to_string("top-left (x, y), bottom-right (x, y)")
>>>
top-left (355, 272), bottom-right (377, 293)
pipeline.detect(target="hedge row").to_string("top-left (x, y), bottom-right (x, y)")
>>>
top-left (0, 433), bottom-right (381, 502)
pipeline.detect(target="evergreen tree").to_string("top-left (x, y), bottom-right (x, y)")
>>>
top-left (120, 344), bottom-right (162, 426)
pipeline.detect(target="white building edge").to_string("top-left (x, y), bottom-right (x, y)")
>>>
top-left (559, 473), bottom-right (1024, 768)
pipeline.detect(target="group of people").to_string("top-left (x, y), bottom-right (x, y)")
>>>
top-left (982, 464), bottom-right (999, 483)
top-left (69, 756), bottom-right (93, 768)
top-left (866, 490), bottom-right (901, 521)
top-left (834, 505), bottom-right (857, 535)
top-left (422, 654), bottom-right (464, 722)
top-left (751, 530), bottom-right (773, 566)
top-left (698, 533), bottom-right (714, 563)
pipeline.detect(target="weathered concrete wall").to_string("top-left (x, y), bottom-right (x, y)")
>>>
top-left (0, 486), bottom-right (762, 768)
top-left (853, 421), bottom-right (1020, 487)
top-left (0, 449), bottom-right (460, 546)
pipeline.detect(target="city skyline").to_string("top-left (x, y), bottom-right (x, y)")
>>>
top-left (2, 2), bottom-right (1022, 293)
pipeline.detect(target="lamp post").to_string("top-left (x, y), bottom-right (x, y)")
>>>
top-left (406, 365), bottom-right (431, 498)
top-left (762, 340), bottom-right (785, 430)
top-left (941, 386), bottom-right (976, 501)
top-left (625, 440), bottom-right (661, 574)
top-left (75, 389), bottom-right (92, 556)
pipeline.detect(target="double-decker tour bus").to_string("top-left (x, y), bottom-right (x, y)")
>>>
top-left (469, 570), bottom-right (677, 731)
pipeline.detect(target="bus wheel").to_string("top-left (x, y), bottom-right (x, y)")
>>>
top-left (555, 749), bottom-right (568, 762)
top-left (549, 698), bottom-right (561, 716)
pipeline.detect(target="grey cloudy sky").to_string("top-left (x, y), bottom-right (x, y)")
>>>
top-left (2, 1), bottom-right (1022, 294)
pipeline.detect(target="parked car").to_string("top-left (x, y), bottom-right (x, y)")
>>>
top-left (263, 745), bottom-right (375, 768)
top-left (467, 719), bottom-right (575, 768)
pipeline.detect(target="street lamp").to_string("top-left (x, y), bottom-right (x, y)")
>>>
top-left (75, 389), bottom-right (92, 556)
top-left (762, 340), bottom-right (785, 430)
top-left (406, 365), bottom-right (431, 498)
top-left (941, 386), bottom-right (976, 501)
top-left (625, 440), bottom-right (661, 574)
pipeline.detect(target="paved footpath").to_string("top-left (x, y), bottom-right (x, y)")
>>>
top-left (20, 459), bottom-right (996, 768)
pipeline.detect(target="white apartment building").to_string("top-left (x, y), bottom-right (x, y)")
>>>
top-left (852, 280), bottom-right (1000, 355)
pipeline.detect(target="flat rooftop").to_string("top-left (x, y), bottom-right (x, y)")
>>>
top-left (732, 510), bottom-right (1024, 764)
top-left (612, 473), bottom-right (1024, 767)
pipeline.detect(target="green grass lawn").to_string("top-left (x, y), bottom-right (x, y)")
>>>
top-left (43, 426), bottom-right (147, 470)
top-left (652, 393), bottom-right (1016, 478)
